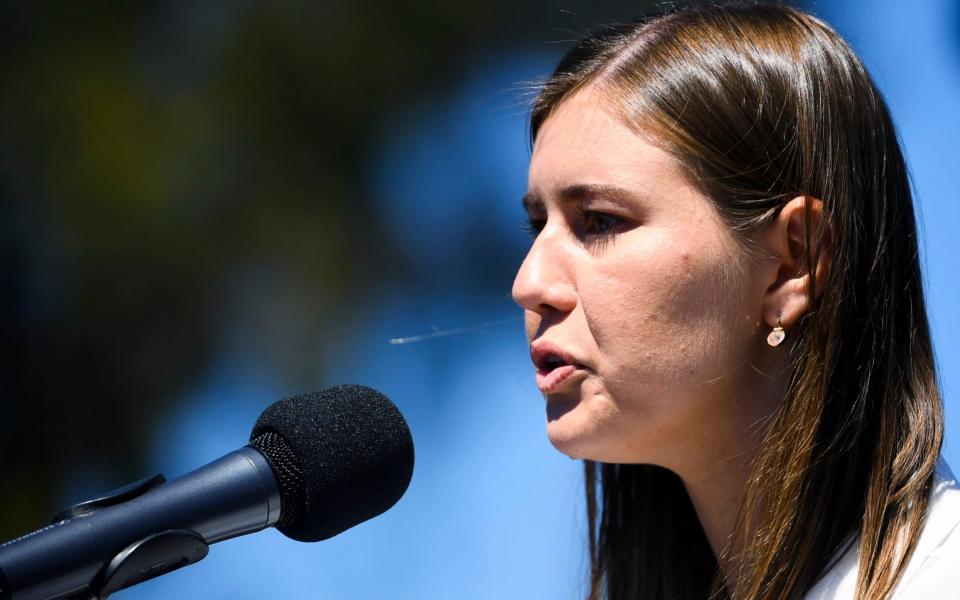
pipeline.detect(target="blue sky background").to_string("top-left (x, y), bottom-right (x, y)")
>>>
top-left (116, 2), bottom-right (960, 598)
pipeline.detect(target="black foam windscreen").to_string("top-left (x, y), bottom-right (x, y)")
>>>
top-left (248, 385), bottom-right (414, 542)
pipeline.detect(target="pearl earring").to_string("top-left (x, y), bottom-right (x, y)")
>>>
top-left (767, 319), bottom-right (786, 347)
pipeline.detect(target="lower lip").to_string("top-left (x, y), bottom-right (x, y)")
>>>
top-left (536, 364), bottom-right (581, 393)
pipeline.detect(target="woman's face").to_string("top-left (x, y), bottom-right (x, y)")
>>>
top-left (513, 86), bottom-right (779, 469)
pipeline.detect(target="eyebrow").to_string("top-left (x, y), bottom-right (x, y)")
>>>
top-left (521, 183), bottom-right (642, 212)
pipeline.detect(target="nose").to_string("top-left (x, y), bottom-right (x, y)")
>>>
top-left (512, 232), bottom-right (577, 316)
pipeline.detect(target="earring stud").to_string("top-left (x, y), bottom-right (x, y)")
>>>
top-left (767, 320), bottom-right (786, 347)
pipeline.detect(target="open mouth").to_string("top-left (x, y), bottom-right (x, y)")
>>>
top-left (536, 353), bottom-right (569, 372)
top-left (531, 347), bottom-right (583, 393)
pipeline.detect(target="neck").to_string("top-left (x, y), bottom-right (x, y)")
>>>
top-left (677, 354), bottom-right (787, 586)
top-left (682, 449), bottom-right (758, 584)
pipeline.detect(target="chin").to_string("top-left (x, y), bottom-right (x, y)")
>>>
top-left (544, 392), bottom-right (622, 461)
top-left (546, 423), bottom-right (589, 459)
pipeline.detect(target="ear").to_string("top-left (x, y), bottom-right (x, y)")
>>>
top-left (758, 196), bottom-right (832, 330)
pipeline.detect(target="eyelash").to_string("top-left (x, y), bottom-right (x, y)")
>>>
top-left (522, 217), bottom-right (546, 239)
top-left (522, 210), bottom-right (624, 241)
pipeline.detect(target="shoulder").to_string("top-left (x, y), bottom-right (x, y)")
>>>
top-left (805, 459), bottom-right (960, 599)
top-left (892, 460), bottom-right (960, 598)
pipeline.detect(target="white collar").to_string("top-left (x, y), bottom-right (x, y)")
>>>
top-left (805, 458), bottom-right (960, 599)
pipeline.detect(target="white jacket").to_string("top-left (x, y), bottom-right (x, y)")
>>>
top-left (805, 459), bottom-right (960, 598)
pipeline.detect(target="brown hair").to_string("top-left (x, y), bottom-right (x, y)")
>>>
top-left (529, 3), bottom-right (943, 599)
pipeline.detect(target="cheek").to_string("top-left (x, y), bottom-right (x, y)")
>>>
top-left (580, 234), bottom-right (748, 383)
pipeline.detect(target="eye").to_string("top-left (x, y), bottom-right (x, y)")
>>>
top-left (522, 215), bottom-right (546, 239)
top-left (582, 211), bottom-right (621, 235)
top-left (578, 209), bottom-right (625, 237)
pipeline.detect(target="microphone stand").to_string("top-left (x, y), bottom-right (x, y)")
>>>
top-left (2, 474), bottom-right (210, 600)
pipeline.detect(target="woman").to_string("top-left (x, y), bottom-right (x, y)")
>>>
top-left (512, 3), bottom-right (958, 599)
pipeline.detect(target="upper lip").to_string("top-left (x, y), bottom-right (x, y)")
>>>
top-left (530, 341), bottom-right (585, 371)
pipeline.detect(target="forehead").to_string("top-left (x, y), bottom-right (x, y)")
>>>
top-left (529, 85), bottom-right (682, 196)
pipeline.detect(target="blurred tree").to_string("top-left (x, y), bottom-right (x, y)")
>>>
top-left (0, 0), bottom-right (681, 539)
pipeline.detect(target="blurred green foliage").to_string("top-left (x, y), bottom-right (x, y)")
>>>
top-left (0, 0), bottom-right (673, 539)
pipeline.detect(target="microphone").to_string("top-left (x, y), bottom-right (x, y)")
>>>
top-left (0, 384), bottom-right (414, 600)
